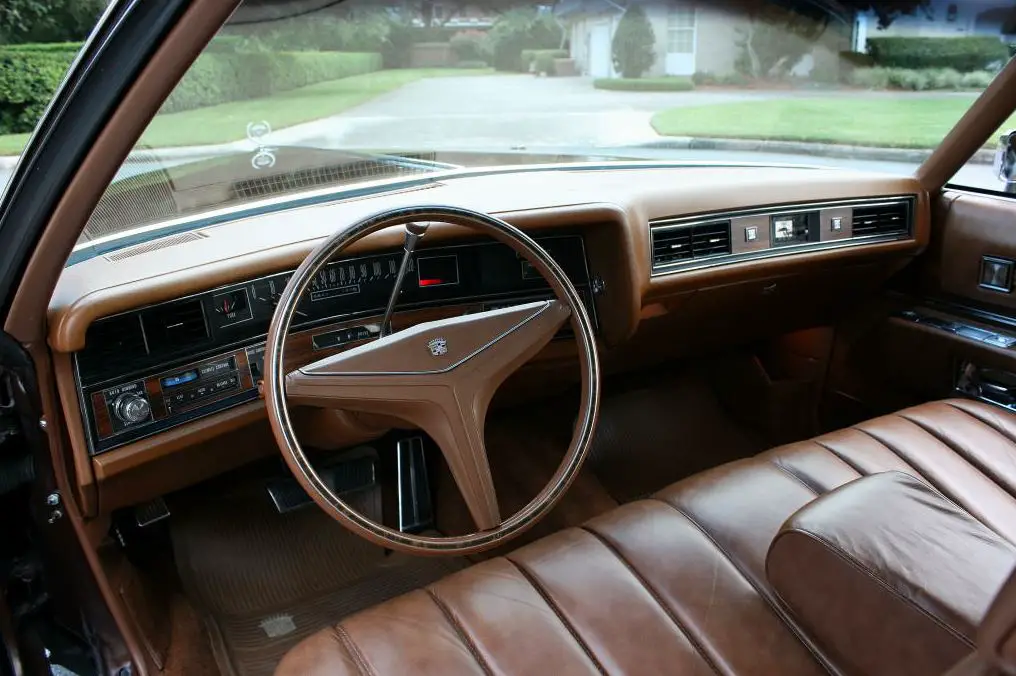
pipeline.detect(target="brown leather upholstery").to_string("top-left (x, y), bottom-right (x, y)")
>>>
top-left (768, 471), bottom-right (1016, 676)
top-left (276, 399), bottom-right (1016, 676)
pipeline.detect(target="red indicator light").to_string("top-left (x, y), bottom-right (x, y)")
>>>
top-left (419, 278), bottom-right (443, 287)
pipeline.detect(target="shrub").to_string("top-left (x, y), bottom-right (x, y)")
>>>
top-left (162, 51), bottom-right (382, 114)
top-left (849, 66), bottom-right (888, 89)
top-left (889, 68), bottom-right (930, 90)
top-left (455, 60), bottom-right (488, 69)
top-left (849, 66), bottom-right (993, 90)
top-left (960, 70), bottom-right (994, 89)
top-left (867, 36), bottom-right (1009, 72)
top-left (692, 71), bottom-right (715, 85)
top-left (927, 67), bottom-right (963, 89)
top-left (487, 9), bottom-right (563, 72)
top-left (0, 45), bottom-right (79, 133)
top-left (450, 33), bottom-right (489, 63)
top-left (611, 4), bottom-right (655, 79)
top-left (522, 49), bottom-right (567, 72)
top-left (593, 77), bottom-right (693, 91)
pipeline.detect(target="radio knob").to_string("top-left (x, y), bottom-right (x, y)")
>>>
top-left (113, 393), bottom-right (151, 424)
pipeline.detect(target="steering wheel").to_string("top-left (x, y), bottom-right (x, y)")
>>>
top-left (263, 206), bottom-right (600, 555)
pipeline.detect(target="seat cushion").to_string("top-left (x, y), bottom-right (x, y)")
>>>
top-left (276, 399), bottom-right (1016, 676)
top-left (768, 471), bottom-right (1016, 676)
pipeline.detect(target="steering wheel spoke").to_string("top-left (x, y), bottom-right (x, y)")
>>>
top-left (284, 300), bottom-right (570, 530)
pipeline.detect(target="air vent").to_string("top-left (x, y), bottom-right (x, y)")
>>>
top-left (78, 315), bottom-right (148, 381)
top-left (140, 299), bottom-right (209, 355)
top-left (104, 231), bottom-right (207, 261)
top-left (851, 201), bottom-right (910, 237)
top-left (652, 220), bottom-right (731, 268)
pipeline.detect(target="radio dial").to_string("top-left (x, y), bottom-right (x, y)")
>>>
top-left (113, 393), bottom-right (151, 424)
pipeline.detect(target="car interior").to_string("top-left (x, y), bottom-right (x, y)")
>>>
top-left (7, 1), bottom-right (1016, 675)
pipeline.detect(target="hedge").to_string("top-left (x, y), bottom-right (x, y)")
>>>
top-left (850, 66), bottom-right (994, 90)
top-left (0, 43), bottom-right (81, 134)
top-left (0, 46), bottom-right (382, 134)
top-left (162, 51), bottom-right (381, 114)
top-left (867, 37), bottom-right (1009, 72)
top-left (593, 77), bottom-right (694, 92)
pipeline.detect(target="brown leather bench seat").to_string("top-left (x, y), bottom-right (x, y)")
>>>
top-left (276, 399), bottom-right (1016, 675)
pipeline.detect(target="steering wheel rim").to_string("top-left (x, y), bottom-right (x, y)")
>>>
top-left (263, 205), bottom-right (600, 555)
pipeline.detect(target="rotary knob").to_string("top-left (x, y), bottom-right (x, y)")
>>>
top-left (113, 393), bottom-right (151, 424)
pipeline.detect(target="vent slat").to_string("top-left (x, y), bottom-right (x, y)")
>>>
top-left (652, 220), bottom-right (731, 268)
top-left (852, 202), bottom-right (909, 237)
top-left (140, 300), bottom-right (210, 355)
top-left (78, 315), bottom-right (149, 381)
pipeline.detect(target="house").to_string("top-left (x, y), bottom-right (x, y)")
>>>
top-left (854, 1), bottom-right (1016, 51)
top-left (556, 0), bottom-right (848, 79)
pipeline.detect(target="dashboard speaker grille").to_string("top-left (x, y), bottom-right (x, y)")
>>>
top-left (104, 231), bottom-right (207, 261)
top-left (652, 220), bottom-right (731, 269)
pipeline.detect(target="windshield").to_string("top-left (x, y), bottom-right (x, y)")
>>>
top-left (44, 0), bottom-right (1016, 250)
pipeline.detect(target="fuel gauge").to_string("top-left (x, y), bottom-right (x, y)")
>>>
top-left (210, 289), bottom-right (252, 327)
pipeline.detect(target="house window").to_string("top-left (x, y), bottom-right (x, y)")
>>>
top-left (667, 8), bottom-right (695, 54)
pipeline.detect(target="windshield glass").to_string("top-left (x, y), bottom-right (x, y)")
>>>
top-left (64, 0), bottom-right (1015, 251)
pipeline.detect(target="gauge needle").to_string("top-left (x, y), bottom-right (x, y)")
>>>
top-left (380, 222), bottom-right (428, 336)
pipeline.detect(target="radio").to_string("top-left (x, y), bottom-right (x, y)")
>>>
top-left (87, 348), bottom-right (259, 454)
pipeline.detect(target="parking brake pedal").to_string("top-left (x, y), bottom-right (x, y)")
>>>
top-left (397, 436), bottom-right (433, 532)
top-left (135, 497), bottom-right (170, 528)
top-left (267, 450), bottom-right (377, 514)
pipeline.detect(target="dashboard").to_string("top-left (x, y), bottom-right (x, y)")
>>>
top-left (43, 165), bottom-right (931, 517)
top-left (75, 235), bottom-right (595, 454)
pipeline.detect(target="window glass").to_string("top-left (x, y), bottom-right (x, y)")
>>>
top-left (38, 0), bottom-right (1010, 256)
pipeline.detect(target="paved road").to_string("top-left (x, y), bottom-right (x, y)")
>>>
top-left (276, 74), bottom-right (775, 151)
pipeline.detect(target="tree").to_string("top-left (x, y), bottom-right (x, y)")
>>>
top-left (0, 0), bottom-right (106, 44)
top-left (611, 4), bottom-right (655, 79)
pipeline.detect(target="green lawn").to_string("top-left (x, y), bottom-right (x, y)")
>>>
top-left (0, 68), bottom-right (492, 156)
top-left (651, 96), bottom-right (1016, 149)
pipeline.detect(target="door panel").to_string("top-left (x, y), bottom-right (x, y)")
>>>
top-left (826, 190), bottom-right (1016, 421)
top-left (935, 192), bottom-right (1016, 310)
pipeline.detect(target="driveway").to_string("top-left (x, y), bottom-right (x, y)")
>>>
top-left (273, 74), bottom-right (765, 151)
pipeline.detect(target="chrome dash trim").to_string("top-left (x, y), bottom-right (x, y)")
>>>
top-left (649, 195), bottom-right (916, 277)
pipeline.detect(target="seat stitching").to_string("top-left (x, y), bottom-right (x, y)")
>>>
top-left (768, 460), bottom-right (823, 496)
top-left (425, 588), bottom-right (494, 676)
top-left (896, 411), bottom-right (1016, 501)
top-left (331, 625), bottom-right (376, 676)
top-left (578, 526), bottom-right (726, 676)
top-left (851, 423), bottom-right (1010, 542)
top-left (809, 438), bottom-right (870, 476)
top-left (502, 557), bottom-right (609, 676)
top-left (849, 425), bottom-right (962, 500)
top-left (778, 528), bottom-right (976, 648)
top-left (944, 400), bottom-right (1016, 447)
top-left (649, 497), bottom-right (837, 676)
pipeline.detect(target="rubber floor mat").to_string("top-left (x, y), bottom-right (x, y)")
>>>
top-left (172, 483), bottom-right (465, 676)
